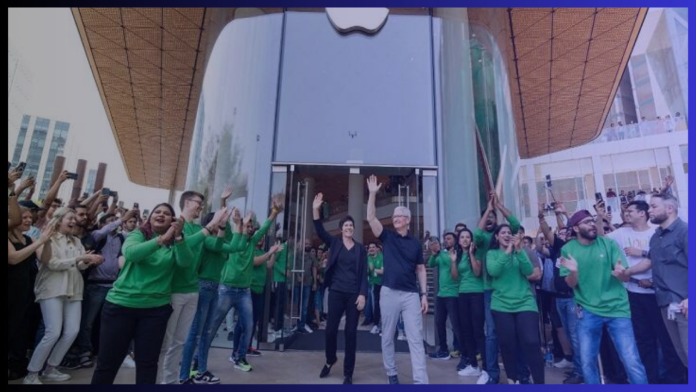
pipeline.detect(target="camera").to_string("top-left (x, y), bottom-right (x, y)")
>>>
top-left (595, 192), bottom-right (603, 202)
top-left (66, 172), bottom-right (79, 180)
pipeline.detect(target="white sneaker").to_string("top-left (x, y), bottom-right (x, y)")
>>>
top-left (476, 370), bottom-right (490, 384)
top-left (41, 368), bottom-right (71, 382)
top-left (23, 373), bottom-right (42, 385)
top-left (458, 365), bottom-right (482, 377)
top-left (121, 355), bottom-right (136, 369)
top-left (508, 379), bottom-right (520, 384)
top-left (553, 358), bottom-right (574, 369)
top-left (370, 325), bottom-right (380, 334)
top-left (303, 325), bottom-right (314, 334)
top-left (397, 332), bottom-right (406, 341)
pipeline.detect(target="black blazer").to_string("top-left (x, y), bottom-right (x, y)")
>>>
top-left (313, 219), bottom-right (368, 297)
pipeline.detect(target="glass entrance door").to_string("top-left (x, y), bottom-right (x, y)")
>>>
top-left (265, 164), bottom-right (439, 351)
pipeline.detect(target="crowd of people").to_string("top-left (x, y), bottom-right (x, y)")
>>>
top-left (7, 163), bottom-right (688, 385)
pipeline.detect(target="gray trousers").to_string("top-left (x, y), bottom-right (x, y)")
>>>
top-left (661, 306), bottom-right (689, 368)
top-left (380, 286), bottom-right (429, 384)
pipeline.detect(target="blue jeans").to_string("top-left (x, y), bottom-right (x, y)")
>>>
top-left (75, 284), bottom-right (111, 354)
top-left (204, 286), bottom-right (252, 362)
top-left (556, 297), bottom-right (582, 376)
top-left (179, 280), bottom-right (219, 380)
top-left (484, 290), bottom-right (530, 383)
top-left (576, 309), bottom-right (648, 384)
top-left (314, 288), bottom-right (324, 314)
top-left (294, 285), bottom-right (311, 329)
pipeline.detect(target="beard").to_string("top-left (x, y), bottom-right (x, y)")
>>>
top-left (650, 212), bottom-right (668, 225)
top-left (579, 227), bottom-right (597, 241)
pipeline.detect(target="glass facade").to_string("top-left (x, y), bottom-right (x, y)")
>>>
top-left (11, 115), bottom-right (30, 166)
top-left (39, 120), bottom-right (69, 198)
top-left (275, 12), bottom-right (435, 166)
top-left (24, 117), bottom-right (50, 181)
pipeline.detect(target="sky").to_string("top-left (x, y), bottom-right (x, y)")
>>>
top-left (8, 8), bottom-right (171, 210)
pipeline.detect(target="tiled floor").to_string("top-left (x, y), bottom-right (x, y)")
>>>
top-left (9, 348), bottom-right (569, 385)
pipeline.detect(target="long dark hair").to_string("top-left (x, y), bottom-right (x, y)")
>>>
top-left (139, 203), bottom-right (176, 241)
top-left (489, 224), bottom-right (511, 250)
top-left (455, 228), bottom-right (474, 263)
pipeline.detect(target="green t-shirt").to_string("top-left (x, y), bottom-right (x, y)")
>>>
top-left (474, 214), bottom-right (521, 290)
top-left (199, 230), bottom-right (246, 283)
top-left (560, 237), bottom-right (630, 318)
top-left (250, 248), bottom-right (268, 294)
top-left (457, 253), bottom-right (484, 293)
top-left (220, 218), bottom-right (273, 288)
top-left (486, 248), bottom-right (537, 313)
top-left (107, 229), bottom-right (194, 309)
top-left (428, 251), bottom-right (459, 298)
top-left (171, 221), bottom-right (222, 294)
top-left (368, 253), bottom-right (384, 285)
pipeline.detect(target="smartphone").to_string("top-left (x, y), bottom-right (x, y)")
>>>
top-left (16, 162), bottom-right (26, 173)
top-left (134, 202), bottom-right (139, 209)
top-left (118, 201), bottom-right (124, 208)
top-left (621, 195), bottom-right (628, 204)
top-left (545, 174), bottom-right (552, 188)
top-left (607, 205), bottom-right (612, 213)
top-left (143, 209), bottom-right (149, 216)
top-left (111, 190), bottom-right (118, 198)
top-left (82, 192), bottom-right (89, 199)
top-left (595, 192), bottom-right (603, 202)
top-left (102, 188), bottom-right (111, 196)
top-left (66, 172), bottom-right (79, 180)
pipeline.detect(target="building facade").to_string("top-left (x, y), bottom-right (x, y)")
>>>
top-left (519, 8), bottom-right (689, 231)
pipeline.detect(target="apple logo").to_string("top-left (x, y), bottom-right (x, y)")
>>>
top-left (326, 8), bottom-right (390, 34)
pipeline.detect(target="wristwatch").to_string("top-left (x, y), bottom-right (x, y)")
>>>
top-left (641, 250), bottom-right (649, 258)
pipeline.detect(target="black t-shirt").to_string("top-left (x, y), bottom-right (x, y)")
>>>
top-left (331, 244), bottom-right (359, 294)
top-left (551, 235), bottom-right (573, 297)
top-left (379, 229), bottom-right (423, 293)
top-left (8, 235), bottom-right (36, 295)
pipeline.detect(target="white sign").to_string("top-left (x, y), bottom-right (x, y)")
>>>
top-left (326, 7), bottom-right (389, 34)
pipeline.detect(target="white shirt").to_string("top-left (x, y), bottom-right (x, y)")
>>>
top-left (607, 226), bottom-right (656, 294)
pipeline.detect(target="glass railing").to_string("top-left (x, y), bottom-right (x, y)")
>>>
top-left (593, 117), bottom-right (688, 144)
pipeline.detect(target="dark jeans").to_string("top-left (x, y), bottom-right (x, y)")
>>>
top-left (75, 284), bottom-right (111, 354)
top-left (91, 302), bottom-right (172, 384)
top-left (8, 283), bottom-right (31, 360)
top-left (372, 284), bottom-right (382, 325)
top-left (628, 292), bottom-right (685, 383)
top-left (235, 291), bottom-right (264, 351)
top-left (458, 292), bottom-right (486, 369)
top-left (492, 310), bottom-right (545, 384)
top-left (435, 296), bottom-right (461, 353)
top-left (273, 282), bottom-right (287, 332)
top-left (325, 290), bottom-right (359, 377)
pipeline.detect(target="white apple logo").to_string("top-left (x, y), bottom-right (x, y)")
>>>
top-left (326, 8), bottom-right (390, 34)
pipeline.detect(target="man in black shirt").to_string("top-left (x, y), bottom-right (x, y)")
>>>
top-left (367, 175), bottom-right (428, 384)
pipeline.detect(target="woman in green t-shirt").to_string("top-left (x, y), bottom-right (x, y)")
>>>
top-left (92, 203), bottom-right (196, 385)
top-left (486, 224), bottom-right (544, 384)
top-left (449, 228), bottom-right (486, 379)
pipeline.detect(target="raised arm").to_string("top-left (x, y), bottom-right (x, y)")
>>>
top-left (366, 175), bottom-right (383, 238)
top-left (312, 193), bottom-right (334, 245)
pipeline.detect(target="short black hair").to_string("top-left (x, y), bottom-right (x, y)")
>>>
top-left (368, 241), bottom-right (379, 247)
top-left (627, 200), bottom-right (649, 221)
top-left (523, 236), bottom-right (534, 244)
top-left (339, 215), bottom-right (355, 230)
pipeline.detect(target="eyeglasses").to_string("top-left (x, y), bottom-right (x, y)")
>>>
top-left (188, 199), bottom-right (203, 206)
top-left (392, 215), bottom-right (408, 219)
top-left (578, 218), bottom-right (596, 226)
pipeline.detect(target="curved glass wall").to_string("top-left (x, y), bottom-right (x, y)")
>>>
top-left (185, 13), bottom-right (284, 214)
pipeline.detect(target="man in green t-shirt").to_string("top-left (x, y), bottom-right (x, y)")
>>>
top-left (367, 242), bottom-right (384, 334)
top-left (559, 210), bottom-right (647, 385)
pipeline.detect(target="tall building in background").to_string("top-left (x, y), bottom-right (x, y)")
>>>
top-left (8, 44), bottom-right (33, 159)
top-left (85, 168), bottom-right (97, 195)
top-left (518, 8), bottom-right (689, 230)
top-left (11, 115), bottom-right (73, 199)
